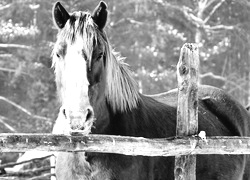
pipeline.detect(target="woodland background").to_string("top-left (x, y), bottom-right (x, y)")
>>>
top-left (0, 0), bottom-right (249, 146)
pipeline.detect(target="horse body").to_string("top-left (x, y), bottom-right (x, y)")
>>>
top-left (51, 1), bottom-right (250, 179)
top-left (54, 86), bottom-right (249, 180)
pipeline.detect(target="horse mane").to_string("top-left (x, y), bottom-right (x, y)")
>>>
top-left (52, 11), bottom-right (140, 112)
top-left (104, 42), bottom-right (140, 112)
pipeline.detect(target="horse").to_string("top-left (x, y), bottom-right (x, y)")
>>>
top-left (51, 1), bottom-right (250, 179)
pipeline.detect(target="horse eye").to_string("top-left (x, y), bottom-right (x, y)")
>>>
top-left (98, 53), bottom-right (104, 59)
top-left (82, 52), bottom-right (88, 61)
top-left (56, 53), bottom-right (60, 58)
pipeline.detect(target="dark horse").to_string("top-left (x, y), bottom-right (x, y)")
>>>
top-left (51, 1), bottom-right (250, 179)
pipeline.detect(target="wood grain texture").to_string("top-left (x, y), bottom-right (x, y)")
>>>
top-left (175, 43), bottom-right (199, 180)
top-left (1, 134), bottom-right (250, 155)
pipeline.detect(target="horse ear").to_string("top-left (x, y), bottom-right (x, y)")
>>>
top-left (92, 1), bottom-right (108, 30)
top-left (52, 2), bottom-right (70, 29)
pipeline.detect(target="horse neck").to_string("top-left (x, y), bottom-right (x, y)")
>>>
top-left (107, 94), bottom-right (177, 138)
top-left (91, 98), bottom-right (111, 134)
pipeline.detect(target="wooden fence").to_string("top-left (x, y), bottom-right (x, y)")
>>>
top-left (0, 43), bottom-right (250, 179)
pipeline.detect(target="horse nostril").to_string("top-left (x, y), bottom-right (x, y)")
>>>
top-left (62, 108), bottom-right (67, 118)
top-left (61, 107), bottom-right (93, 123)
top-left (86, 107), bottom-right (94, 121)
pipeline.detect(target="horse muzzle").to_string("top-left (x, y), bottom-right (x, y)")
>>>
top-left (62, 106), bottom-right (95, 135)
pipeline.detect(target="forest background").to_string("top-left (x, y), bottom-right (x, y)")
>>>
top-left (0, 0), bottom-right (249, 136)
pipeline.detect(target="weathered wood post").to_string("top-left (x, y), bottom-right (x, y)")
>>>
top-left (174, 43), bottom-right (199, 180)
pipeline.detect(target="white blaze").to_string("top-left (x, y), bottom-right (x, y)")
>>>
top-left (62, 38), bottom-right (90, 114)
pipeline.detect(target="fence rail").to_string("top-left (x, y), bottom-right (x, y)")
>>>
top-left (1, 133), bottom-right (250, 155)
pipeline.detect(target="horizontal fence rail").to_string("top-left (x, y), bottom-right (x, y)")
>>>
top-left (1, 133), bottom-right (250, 156)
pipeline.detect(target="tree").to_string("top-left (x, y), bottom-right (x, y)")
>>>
top-left (106, 0), bottom-right (250, 105)
top-left (0, 0), bottom-right (249, 134)
top-left (0, 0), bottom-right (58, 133)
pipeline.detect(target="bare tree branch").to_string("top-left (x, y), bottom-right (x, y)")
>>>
top-left (204, 24), bottom-right (234, 31)
top-left (111, 18), bottom-right (144, 27)
top-left (0, 54), bottom-right (13, 58)
top-left (153, 0), bottom-right (189, 14)
top-left (235, 0), bottom-right (250, 8)
top-left (200, 72), bottom-right (249, 95)
top-left (197, 0), bottom-right (208, 15)
top-left (127, 18), bottom-right (144, 25)
top-left (204, 0), bottom-right (225, 23)
top-left (204, 0), bottom-right (217, 10)
top-left (153, 0), bottom-right (234, 33)
top-left (200, 72), bottom-right (226, 81)
top-left (0, 3), bottom-right (12, 11)
top-left (0, 67), bottom-right (29, 76)
top-left (153, 0), bottom-right (203, 28)
top-left (0, 96), bottom-right (51, 121)
top-left (0, 44), bottom-right (33, 50)
top-left (183, 10), bottom-right (204, 27)
top-left (227, 80), bottom-right (249, 95)
top-left (0, 116), bottom-right (16, 132)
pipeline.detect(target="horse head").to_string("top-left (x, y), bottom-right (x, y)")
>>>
top-left (52, 1), bottom-right (110, 134)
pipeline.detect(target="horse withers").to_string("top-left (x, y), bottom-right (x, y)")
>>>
top-left (51, 1), bottom-right (250, 179)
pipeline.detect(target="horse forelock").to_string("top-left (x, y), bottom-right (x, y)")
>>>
top-left (52, 11), bottom-right (97, 64)
top-left (52, 10), bottom-right (140, 112)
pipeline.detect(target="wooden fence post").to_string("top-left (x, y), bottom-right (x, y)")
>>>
top-left (174, 43), bottom-right (199, 180)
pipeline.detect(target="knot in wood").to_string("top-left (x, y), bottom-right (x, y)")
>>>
top-left (184, 43), bottom-right (197, 52)
top-left (179, 65), bottom-right (189, 75)
top-left (175, 167), bottom-right (184, 178)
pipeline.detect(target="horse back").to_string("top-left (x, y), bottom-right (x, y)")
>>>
top-left (150, 85), bottom-right (250, 136)
top-left (150, 85), bottom-right (250, 179)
